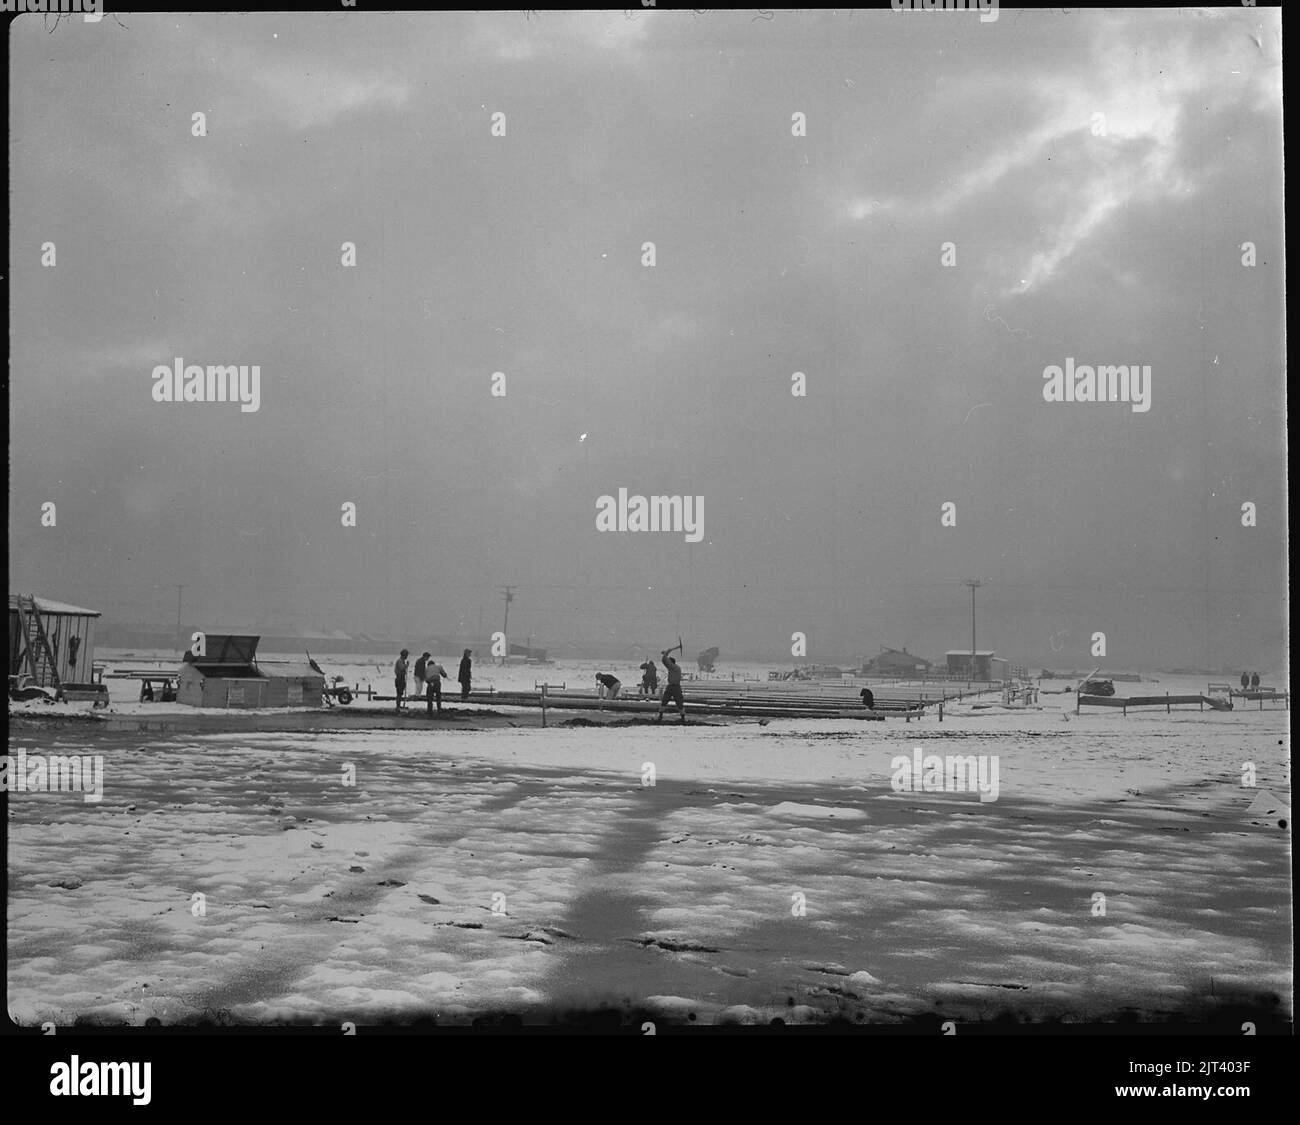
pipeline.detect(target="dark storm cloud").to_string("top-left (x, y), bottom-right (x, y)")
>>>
top-left (9, 9), bottom-right (1284, 667)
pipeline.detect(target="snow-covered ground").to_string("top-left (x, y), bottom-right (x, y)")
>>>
top-left (7, 659), bottom-right (1291, 1027)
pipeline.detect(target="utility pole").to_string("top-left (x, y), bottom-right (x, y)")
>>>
top-left (963, 579), bottom-right (981, 684)
top-left (174, 584), bottom-right (186, 656)
top-left (501, 586), bottom-right (516, 665)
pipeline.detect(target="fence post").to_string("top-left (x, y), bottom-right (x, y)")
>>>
top-left (541, 683), bottom-right (547, 728)
top-left (1166, 693), bottom-right (1170, 713)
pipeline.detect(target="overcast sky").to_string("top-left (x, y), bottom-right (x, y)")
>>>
top-left (8, 8), bottom-right (1286, 669)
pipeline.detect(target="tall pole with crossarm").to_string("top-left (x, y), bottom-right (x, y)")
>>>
top-left (963, 579), bottom-right (982, 684)
top-left (501, 586), bottom-right (516, 665)
top-left (174, 584), bottom-right (185, 657)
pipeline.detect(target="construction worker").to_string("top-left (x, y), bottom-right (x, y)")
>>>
top-left (596, 672), bottom-right (622, 700)
top-left (394, 649), bottom-right (411, 712)
top-left (458, 650), bottom-right (473, 701)
top-left (425, 657), bottom-right (447, 716)
top-left (657, 649), bottom-right (686, 724)
top-left (639, 659), bottom-right (659, 698)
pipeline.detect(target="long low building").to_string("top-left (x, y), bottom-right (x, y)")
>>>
top-left (863, 647), bottom-right (933, 676)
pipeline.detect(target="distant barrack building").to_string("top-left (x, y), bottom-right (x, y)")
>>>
top-left (862, 647), bottom-right (932, 677)
top-left (945, 650), bottom-right (1009, 682)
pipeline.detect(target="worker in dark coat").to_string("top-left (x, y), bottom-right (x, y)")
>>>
top-left (860, 687), bottom-right (875, 710)
top-left (458, 650), bottom-right (473, 701)
top-left (1250, 671), bottom-right (1260, 690)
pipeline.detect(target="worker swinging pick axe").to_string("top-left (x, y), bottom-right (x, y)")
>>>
top-left (657, 636), bottom-right (686, 725)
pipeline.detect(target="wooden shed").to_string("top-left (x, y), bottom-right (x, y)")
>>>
top-left (176, 634), bottom-right (324, 709)
top-left (9, 593), bottom-right (101, 689)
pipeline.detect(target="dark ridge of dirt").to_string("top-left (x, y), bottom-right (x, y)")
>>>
top-left (28, 985), bottom-right (1290, 1032)
top-left (631, 937), bottom-right (721, 954)
top-left (951, 981), bottom-right (1031, 990)
top-left (9, 711), bottom-right (109, 726)
top-left (557, 715), bottom-right (717, 728)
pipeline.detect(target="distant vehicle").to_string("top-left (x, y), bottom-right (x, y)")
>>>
top-left (323, 675), bottom-right (353, 707)
top-left (308, 653), bottom-right (353, 706)
top-left (1079, 678), bottom-right (1115, 697)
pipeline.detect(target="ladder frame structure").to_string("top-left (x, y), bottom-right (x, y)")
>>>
top-left (13, 594), bottom-right (64, 699)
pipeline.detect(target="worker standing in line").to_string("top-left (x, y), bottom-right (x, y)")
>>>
top-left (458, 649), bottom-right (473, 701)
top-left (394, 649), bottom-right (411, 713)
top-left (657, 649), bottom-right (686, 724)
top-left (1250, 671), bottom-right (1261, 691)
top-left (639, 659), bottom-right (658, 698)
top-left (425, 656), bottom-right (447, 716)
top-left (1240, 671), bottom-right (1250, 692)
top-left (414, 652), bottom-right (429, 692)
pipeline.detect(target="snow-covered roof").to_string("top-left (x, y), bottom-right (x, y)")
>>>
top-left (9, 594), bottom-right (101, 617)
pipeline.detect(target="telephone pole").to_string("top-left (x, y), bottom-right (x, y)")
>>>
top-left (501, 586), bottom-right (516, 664)
top-left (174, 584), bottom-right (186, 655)
top-left (963, 579), bottom-right (981, 684)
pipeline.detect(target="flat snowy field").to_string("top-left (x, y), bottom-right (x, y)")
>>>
top-left (7, 663), bottom-right (1291, 1028)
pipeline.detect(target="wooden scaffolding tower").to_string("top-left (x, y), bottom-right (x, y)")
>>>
top-left (13, 594), bottom-right (63, 695)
